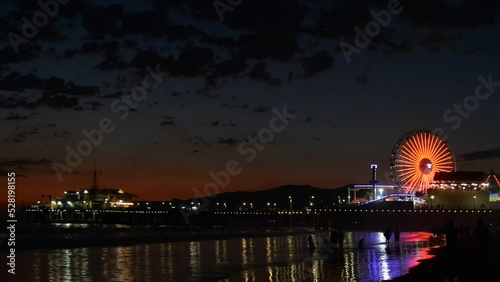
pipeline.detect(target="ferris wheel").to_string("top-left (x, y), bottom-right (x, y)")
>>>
top-left (390, 130), bottom-right (456, 194)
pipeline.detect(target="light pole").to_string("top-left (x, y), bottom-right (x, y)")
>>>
top-left (430, 195), bottom-right (434, 209)
top-left (473, 195), bottom-right (476, 210)
top-left (289, 196), bottom-right (292, 211)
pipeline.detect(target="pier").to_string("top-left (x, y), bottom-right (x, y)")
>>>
top-left (24, 206), bottom-right (500, 232)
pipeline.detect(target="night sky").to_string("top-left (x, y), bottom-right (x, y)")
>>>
top-left (1, 0), bottom-right (499, 204)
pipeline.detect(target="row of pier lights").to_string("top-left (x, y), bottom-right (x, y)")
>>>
top-left (26, 203), bottom-right (492, 215)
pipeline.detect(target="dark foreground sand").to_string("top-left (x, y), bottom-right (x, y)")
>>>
top-left (387, 229), bottom-right (499, 282)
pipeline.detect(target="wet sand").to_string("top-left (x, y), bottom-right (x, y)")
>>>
top-left (386, 229), bottom-right (499, 282)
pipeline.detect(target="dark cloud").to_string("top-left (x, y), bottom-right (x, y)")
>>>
top-left (458, 148), bottom-right (500, 161)
top-left (302, 51), bottom-right (334, 77)
top-left (4, 127), bottom-right (39, 143)
top-left (223, 0), bottom-right (306, 31)
top-left (122, 11), bottom-right (170, 35)
top-left (0, 158), bottom-right (50, 172)
top-left (170, 47), bottom-right (215, 77)
top-left (181, 136), bottom-right (211, 150)
top-left (82, 4), bottom-right (124, 35)
top-left (400, 0), bottom-right (496, 29)
top-left (239, 30), bottom-right (298, 62)
top-left (160, 121), bottom-right (176, 127)
top-left (38, 94), bottom-right (80, 109)
top-left (95, 54), bottom-right (128, 70)
top-left (316, 1), bottom-right (374, 40)
top-left (0, 72), bottom-right (99, 96)
top-left (211, 56), bottom-right (247, 78)
top-left (223, 120), bottom-right (237, 127)
top-left (356, 75), bottom-right (368, 85)
top-left (129, 50), bottom-right (173, 70)
top-left (160, 115), bottom-right (176, 127)
top-left (219, 138), bottom-right (239, 146)
top-left (53, 131), bottom-right (69, 139)
top-left (247, 62), bottom-right (280, 85)
top-left (4, 113), bottom-right (28, 121)
top-left (74, 100), bottom-right (102, 111)
top-left (254, 106), bottom-right (271, 113)
top-left (222, 103), bottom-right (249, 110)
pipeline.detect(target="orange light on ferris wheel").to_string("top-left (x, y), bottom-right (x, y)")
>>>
top-left (390, 130), bottom-right (456, 194)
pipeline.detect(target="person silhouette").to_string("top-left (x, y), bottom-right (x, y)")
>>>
top-left (338, 229), bottom-right (344, 249)
top-left (308, 234), bottom-right (315, 251)
top-left (384, 227), bottom-right (392, 244)
top-left (394, 228), bottom-right (400, 245)
top-left (358, 238), bottom-right (365, 250)
top-left (330, 229), bottom-right (338, 245)
top-left (471, 218), bottom-right (490, 252)
top-left (444, 219), bottom-right (458, 252)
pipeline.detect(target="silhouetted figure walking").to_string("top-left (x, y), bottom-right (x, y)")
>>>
top-left (394, 228), bottom-right (400, 245)
top-left (384, 227), bottom-right (392, 244)
top-left (330, 229), bottom-right (338, 245)
top-left (471, 218), bottom-right (490, 252)
top-left (308, 234), bottom-right (315, 251)
top-left (358, 238), bottom-right (364, 250)
top-left (444, 219), bottom-right (458, 252)
top-left (338, 229), bottom-right (344, 249)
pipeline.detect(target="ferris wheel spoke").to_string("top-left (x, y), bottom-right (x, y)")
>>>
top-left (433, 151), bottom-right (453, 166)
top-left (399, 149), bottom-right (417, 161)
top-left (429, 135), bottom-right (442, 160)
top-left (417, 134), bottom-right (428, 158)
top-left (399, 171), bottom-right (419, 180)
top-left (432, 145), bottom-right (448, 161)
top-left (422, 133), bottom-right (431, 156)
top-left (407, 173), bottom-right (422, 190)
top-left (432, 143), bottom-right (450, 162)
top-left (399, 155), bottom-right (419, 164)
top-left (417, 134), bottom-right (427, 157)
top-left (426, 134), bottom-right (438, 157)
top-left (404, 140), bottom-right (421, 161)
top-left (406, 135), bottom-right (420, 154)
top-left (400, 147), bottom-right (419, 159)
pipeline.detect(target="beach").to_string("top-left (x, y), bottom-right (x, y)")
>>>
top-left (1, 229), bottom-right (441, 282)
top-left (387, 226), bottom-right (499, 282)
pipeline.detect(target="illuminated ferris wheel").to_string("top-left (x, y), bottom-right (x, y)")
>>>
top-left (390, 130), bottom-right (456, 194)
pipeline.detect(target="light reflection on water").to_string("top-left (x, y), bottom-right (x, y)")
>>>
top-left (2, 231), bottom-right (441, 282)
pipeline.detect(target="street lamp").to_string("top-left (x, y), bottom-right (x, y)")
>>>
top-left (430, 195), bottom-right (435, 209)
top-left (473, 195), bottom-right (476, 209)
top-left (289, 196), bottom-right (292, 211)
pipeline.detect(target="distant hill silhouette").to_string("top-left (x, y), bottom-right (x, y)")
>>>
top-left (168, 184), bottom-right (354, 210)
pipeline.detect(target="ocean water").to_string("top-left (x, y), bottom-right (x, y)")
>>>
top-left (1, 231), bottom-right (441, 282)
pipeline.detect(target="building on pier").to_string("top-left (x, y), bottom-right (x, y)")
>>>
top-left (40, 162), bottom-right (137, 209)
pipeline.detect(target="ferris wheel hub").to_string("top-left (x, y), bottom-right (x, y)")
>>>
top-left (419, 158), bottom-right (433, 175)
